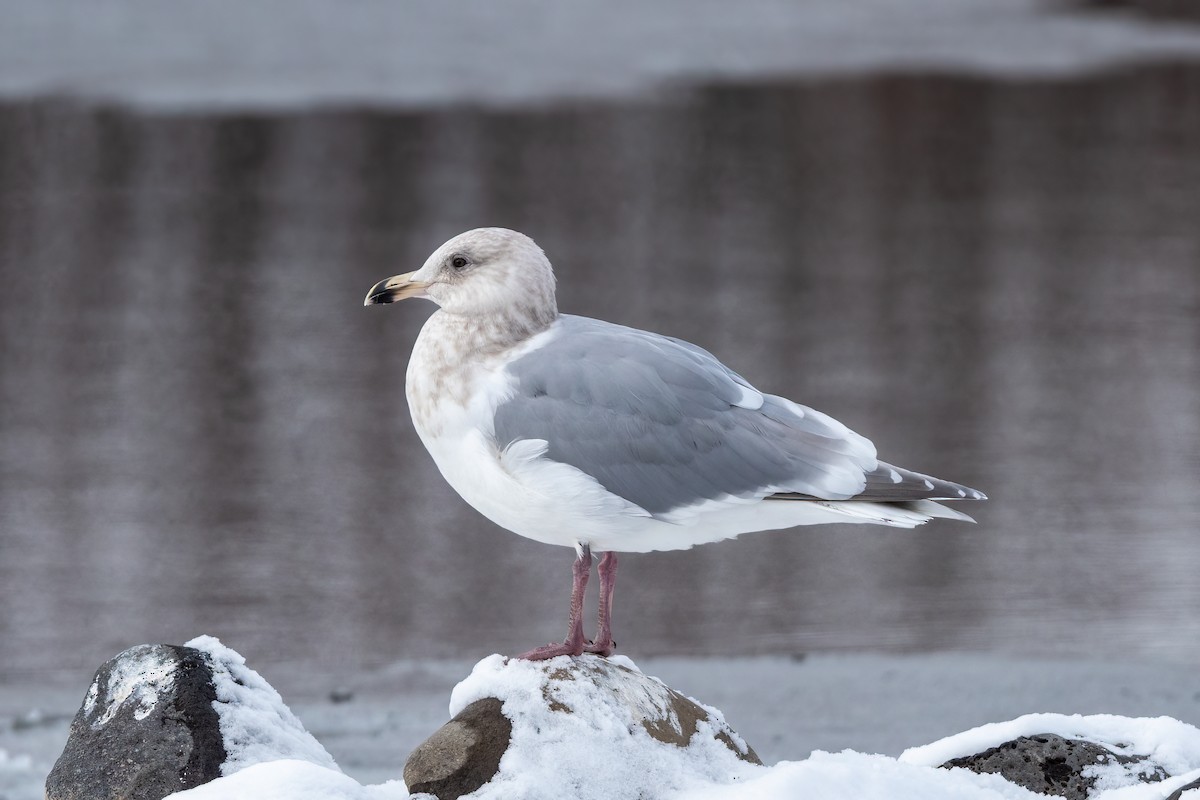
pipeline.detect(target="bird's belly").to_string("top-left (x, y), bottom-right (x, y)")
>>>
top-left (417, 426), bottom-right (613, 549)
top-left (414, 418), bottom-right (846, 552)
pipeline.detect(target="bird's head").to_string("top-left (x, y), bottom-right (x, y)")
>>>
top-left (364, 228), bottom-right (558, 325)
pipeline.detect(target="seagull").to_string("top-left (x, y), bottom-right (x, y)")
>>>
top-left (365, 228), bottom-right (985, 660)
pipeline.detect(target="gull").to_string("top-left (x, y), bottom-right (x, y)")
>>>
top-left (365, 228), bottom-right (986, 660)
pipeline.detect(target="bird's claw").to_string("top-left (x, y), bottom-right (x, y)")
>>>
top-left (515, 636), bottom-right (616, 661)
top-left (514, 640), bottom-right (585, 661)
top-left (582, 638), bottom-right (615, 657)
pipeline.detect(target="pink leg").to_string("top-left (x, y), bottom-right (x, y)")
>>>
top-left (516, 546), bottom-right (592, 660)
top-left (584, 551), bottom-right (618, 656)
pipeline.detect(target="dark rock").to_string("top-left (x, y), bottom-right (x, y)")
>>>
top-left (329, 686), bottom-right (355, 704)
top-left (1167, 777), bottom-right (1200, 800)
top-left (45, 644), bottom-right (226, 800)
top-left (404, 698), bottom-right (512, 800)
top-left (941, 732), bottom-right (1166, 800)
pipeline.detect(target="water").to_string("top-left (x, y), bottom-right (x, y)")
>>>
top-left (1, 64), bottom-right (1198, 681)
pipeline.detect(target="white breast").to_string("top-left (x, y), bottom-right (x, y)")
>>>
top-left (405, 314), bottom-right (647, 550)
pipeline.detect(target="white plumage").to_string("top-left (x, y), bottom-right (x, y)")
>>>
top-left (365, 227), bottom-right (985, 659)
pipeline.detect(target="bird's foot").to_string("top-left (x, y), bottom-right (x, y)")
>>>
top-left (514, 639), bottom-right (586, 661)
top-left (582, 637), bottom-right (615, 657)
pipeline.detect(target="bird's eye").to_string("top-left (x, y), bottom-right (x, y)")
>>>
top-left (450, 255), bottom-right (470, 270)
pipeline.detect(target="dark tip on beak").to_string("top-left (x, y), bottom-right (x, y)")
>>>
top-left (365, 278), bottom-right (398, 305)
top-left (364, 272), bottom-right (430, 306)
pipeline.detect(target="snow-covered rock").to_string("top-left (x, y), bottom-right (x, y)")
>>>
top-left (44, 638), bottom-right (336, 800)
top-left (904, 713), bottom-right (1200, 799)
top-left (405, 654), bottom-right (759, 799)
top-left (940, 733), bottom-right (1165, 799)
top-left (45, 644), bottom-right (226, 800)
top-left (39, 640), bottom-right (1200, 800)
top-left (1168, 776), bottom-right (1200, 799)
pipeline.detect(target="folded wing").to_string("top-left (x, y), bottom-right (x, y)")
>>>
top-left (492, 315), bottom-right (982, 523)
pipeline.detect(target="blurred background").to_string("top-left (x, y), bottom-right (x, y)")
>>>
top-left (1, 0), bottom-right (1199, 686)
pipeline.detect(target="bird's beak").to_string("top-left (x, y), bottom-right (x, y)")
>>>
top-left (364, 272), bottom-right (430, 306)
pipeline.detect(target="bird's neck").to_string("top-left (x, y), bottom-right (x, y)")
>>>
top-left (423, 305), bottom-right (557, 361)
top-left (407, 308), bottom-right (558, 434)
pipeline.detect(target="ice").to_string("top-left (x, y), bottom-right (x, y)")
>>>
top-left (2, 0), bottom-right (1200, 110)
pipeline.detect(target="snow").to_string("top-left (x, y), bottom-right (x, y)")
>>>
top-left (6, 649), bottom-right (1200, 800)
top-left (157, 711), bottom-right (1200, 800)
top-left (159, 652), bottom-right (1200, 800)
top-left (186, 636), bottom-right (339, 776)
top-left (84, 644), bottom-right (177, 725)
top-left (85, 642), bottom-right (177, 724)
top-left (168, 760), bottom-right (407, 800)
top-left (901, 712), bottom-right (1200, 775)
top-left (900, 713), bottom-right (1200, 799)
top-left (445, 654), bottom-right (758, 799)
top-left (678, 751), bottom-right (1045, 800)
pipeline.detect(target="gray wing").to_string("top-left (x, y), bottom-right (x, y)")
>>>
top-left (770, 463), bottom-right (985, 503)
top-left (493, 316), bottom-right (979, 519)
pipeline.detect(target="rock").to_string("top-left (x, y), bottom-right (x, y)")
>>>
top-left (1168, 777), bottom-right (1200, 800)
top-left (329, 686), bottom-right (355, 704)
top-left (405, 654), bottom-right (759, 800)
top-left (45, 644), bottom-right (226, 800)
top-left (45, 637), bottom-right (338, 800)
top-left (404, 698), bottom-right (512, 799)
top-left (941, 732), bottom-right (1167, 800)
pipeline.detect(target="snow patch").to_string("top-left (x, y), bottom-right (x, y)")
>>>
top-left (87, 644), bottom-right (176, 727)
top-left (678, 750), bottom-right (1045, 800)
top-left (185, 636), bottom-right (338, 776)
top-left (167, 759), bottom-right (408, 800)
